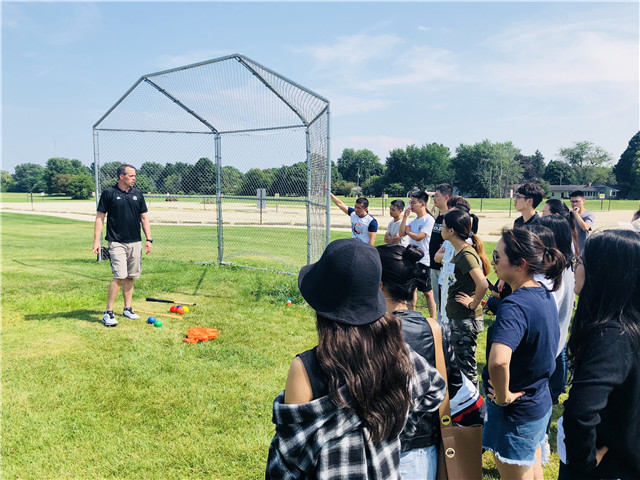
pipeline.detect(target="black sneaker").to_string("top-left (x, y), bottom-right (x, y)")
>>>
top-left (102, 311), bottom-right (118, 327)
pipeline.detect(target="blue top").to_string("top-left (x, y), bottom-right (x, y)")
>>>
top-left (347, 207), bottom-right (378, 244)
top-left (482, 286), bottom-right (559, 422)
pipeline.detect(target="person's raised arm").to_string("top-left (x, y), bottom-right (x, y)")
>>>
top-left (573, 211), bottom-right (593, 232)
top-left (330, 192), bottom-right (350, 215)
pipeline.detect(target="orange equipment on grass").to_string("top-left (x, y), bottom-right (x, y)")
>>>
top-left (183, 327), bottom-right (219, 344)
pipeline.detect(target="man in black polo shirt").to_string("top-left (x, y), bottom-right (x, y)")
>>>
top-left (93, 164), bottom-right (152, 326)
top-left (513, 182), bottom-right (544, 228)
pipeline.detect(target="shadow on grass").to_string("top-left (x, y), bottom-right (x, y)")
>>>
top-left (24, 309), bottom-right (101, 323)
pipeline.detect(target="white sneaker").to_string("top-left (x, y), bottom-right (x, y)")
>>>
top-left (102, 311), bottom-right (118, 327)
top-left (122, 307), bottom-right (140, 319)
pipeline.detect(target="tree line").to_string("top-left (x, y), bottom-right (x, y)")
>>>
top-left (3, 132), bottom-right (639, 199)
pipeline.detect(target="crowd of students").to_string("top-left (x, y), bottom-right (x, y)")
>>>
top-left (266, 184), bottom-right (640, 480)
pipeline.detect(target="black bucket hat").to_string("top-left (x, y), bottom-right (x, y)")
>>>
top-left (298, 238), bottom-right (387, 326)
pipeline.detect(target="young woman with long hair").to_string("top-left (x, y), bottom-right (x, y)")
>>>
top-left (542, 198), bottom-right (580, 256)
top-left (377, 243), bottom-right (484, 480)
top-left (537, 215), bottom-right (576, 403)
top-left (266, 238), bottom-right (445, 479)
top-left (439, 208), bottom-right (490, 387)
top-left (558, 230), bottom-right (640, 479)
top-left (482, 227), bottom-right (565, 480)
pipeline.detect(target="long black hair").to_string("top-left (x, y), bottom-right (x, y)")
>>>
top-left (500, 227), bottom-right (566, 291)
top-left (567, 230), bottom-right (640, 369)
top-left (376, 244), bottom-right (424, 302)
top-left (316, 313), bottom-right (414, 443)
top-left (539, 215), bottom-right (574, 268)
top-left (443, 209), bottom-right (489, 275)
top-left (544, 199), bottom-right (580, 256)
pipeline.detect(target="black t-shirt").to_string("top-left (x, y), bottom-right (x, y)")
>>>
top-left (513, 212), bottom-right (540, 228)
top-left (97, 185), bottom-right (148, 243)
top-left (429, 214), bottom-right (444, 270)
top-left (298, 347), bottom-right (328, 399)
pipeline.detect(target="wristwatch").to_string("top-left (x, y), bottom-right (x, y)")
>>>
top-left (146, 239), bottom-right (153, 243)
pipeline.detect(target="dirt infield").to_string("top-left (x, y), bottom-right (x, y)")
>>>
top-left (2, 199), bottom-right (637, 242)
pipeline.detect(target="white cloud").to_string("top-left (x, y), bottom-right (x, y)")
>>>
top-left (478, 19), bottom-right (638, 87)
top-left (362, 45), bottom-right (459, 89)
top-left (418, 26), bottom-right (431, 32)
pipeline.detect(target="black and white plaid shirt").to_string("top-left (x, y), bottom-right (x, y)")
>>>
top-left (265, 348), bottom-right (445, 479)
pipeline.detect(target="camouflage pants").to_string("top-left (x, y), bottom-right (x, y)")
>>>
top-left (450, 316), bottom-right (484, 388)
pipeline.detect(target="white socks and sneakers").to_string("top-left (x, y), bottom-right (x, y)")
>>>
top-left (102, 307), bottom-right (140, 327)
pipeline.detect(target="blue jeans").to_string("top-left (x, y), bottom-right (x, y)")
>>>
top-left (399, 445), bottom-right (438, 480)
top-left (549, 345), bottom-right (568, 404)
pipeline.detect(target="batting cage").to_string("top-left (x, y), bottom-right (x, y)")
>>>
top-left (93, 54), bottom-right (330, 273)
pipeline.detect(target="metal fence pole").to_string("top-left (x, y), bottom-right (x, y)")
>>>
top-left (326, 104), bottom-right (331, 248)
top-left (93, 129), bottom-right (102, 261)
top-left (215, 133), bottom-right (223, 264)
top-left (306, 127), bottom-right (312, 265)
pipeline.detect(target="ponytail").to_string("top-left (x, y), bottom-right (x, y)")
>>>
top-left (542, 246), bottom-right (566, 291)
top-left (470, 234), bottom-right (490, 276)
top-left (501, 227), bottom-right (566, 291)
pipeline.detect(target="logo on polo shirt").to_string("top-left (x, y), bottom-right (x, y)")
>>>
top-left (133, 196), bottom-right (138, 201)
top-left (116, 196), bottom-right (121, 200)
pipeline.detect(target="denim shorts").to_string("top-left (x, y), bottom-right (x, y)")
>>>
top-left (482, 401), bottom-right (552, 466)
top-left (399, 445), bottom-right (438, 480)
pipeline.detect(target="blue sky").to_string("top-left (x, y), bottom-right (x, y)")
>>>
top-left (2, 1), bottom-right (638, 173)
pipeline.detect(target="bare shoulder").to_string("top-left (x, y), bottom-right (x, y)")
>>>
top-left (284, 356), bottom-right (314, 404)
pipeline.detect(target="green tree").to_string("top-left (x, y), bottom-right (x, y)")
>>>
top-left (134, 174), bottom-right (153, 193)
top-left (531, 150), bottom-right (546, 178)
top-left (158, 162), bottom-right (191, 193)
top-left (182, 158), bottom-right (216, 195)
top-left (543, 160), bottom-right (575, 185)
top-left (452, 140), bottom-right (523, 197)
top-left (238, 168), bottom-right (275, 196)
top-left (558, 141), bottom-right (613, 185)
top-left (1, 170), bottom-right (14, 192)
top-left (269, 162), bottom-right (307, 197)
top-left (337, 149), bottom-right (384, 185)
top-left (11, 163), bottom-right (46, 192)
top-left (613, 131), bottom-right (640, 197)
top-left (361, 175), bottom-right (387, 197)
top-left (67, 174), bottom-right (95, 199)
top-left (385, 143), bottom-right (452, 192)
top-left (332, 180), bottom-right (356, 196)
top-left (221, 166), bottom-right (243, 195)
top-left (44, 158), bottom-right (89, 194)
top-left (163, 174), bottom-right (183, 195)
top-left (139, 162), bottom-right (164, 191)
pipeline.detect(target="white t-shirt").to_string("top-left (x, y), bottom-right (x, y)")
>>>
top-left (387, 219), bottom-right (410, 247)
top-left (407, 214), bottom-right (435, 266)
top-left (438, 240), bottom-right (456, 324)
top-left (534, 268), bottom-right (575, 357)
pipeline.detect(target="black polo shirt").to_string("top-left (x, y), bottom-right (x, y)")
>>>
top-left (513, 212), bottom-right (540, 228)
top-left (429, 214), bottom-right (444, 270)
top-left (97, 185), bottom-right (148, 243)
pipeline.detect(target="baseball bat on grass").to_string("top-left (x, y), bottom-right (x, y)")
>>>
top-left (146, 297), bottom-right (197, 306)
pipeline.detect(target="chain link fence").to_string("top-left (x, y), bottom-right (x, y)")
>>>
top-left (93, 54), bottom-right (330, 273)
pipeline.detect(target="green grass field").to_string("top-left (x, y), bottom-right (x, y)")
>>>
top-left (1, 212), bottom-right (564, 479)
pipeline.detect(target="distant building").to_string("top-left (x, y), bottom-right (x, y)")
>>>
top-left (549, 184), bottom-right (620, 200)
